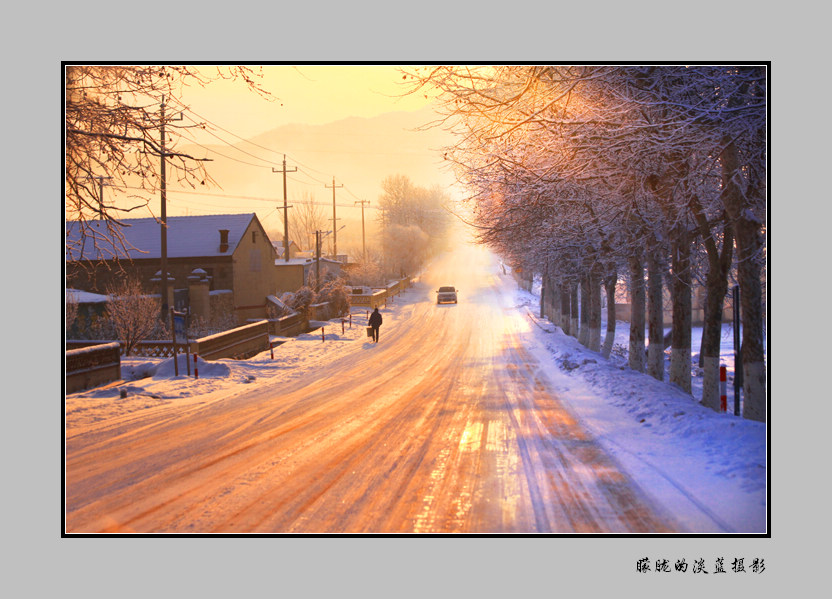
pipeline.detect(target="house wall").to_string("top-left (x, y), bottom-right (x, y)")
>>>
top-left (273, 264), bottom-right (307, 295)
top-left (231, 221), bottom-right (279, 323)
top-left (67, 257), bottom-right (234, 295)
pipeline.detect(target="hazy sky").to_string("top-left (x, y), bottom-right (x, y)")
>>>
top-left (144, 64), bottom-right (457, 253)
top-left (178, 65), bottom-right (438, 140)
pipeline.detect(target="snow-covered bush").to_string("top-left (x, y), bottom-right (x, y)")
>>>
top-left (65, 296), bottom-right (78, 337)
top-left (316, 278), bottom-right (351, 316)
top-left (105, 276), bottom-right (163, 356)
top-left (283, 286), bottom-right (316, 318)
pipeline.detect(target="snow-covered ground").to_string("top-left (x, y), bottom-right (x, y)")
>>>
top-left (515, 292), bottom-right (766, 534)
top-left (66, 271), bottom-right (766, 534)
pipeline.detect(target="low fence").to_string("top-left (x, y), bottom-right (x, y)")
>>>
top-left (349, 289), bottom-right (387, 309)
top-left (66, 339), bottom-right (176, 358)
top-left (192, 319), bottom-right (270, 361)
top-left (66, 342), bottom-right (121, 393)
top-left (310, 302), bottom-right (332, 321)
top-left (614, 302), bottom-right (733, 326)
top-left (261, 312), bottom-right (307, 337)
top-left (348, 277), bottom-right (410, 310)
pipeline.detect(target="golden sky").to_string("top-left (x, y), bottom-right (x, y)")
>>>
top-left (138, 64), bottom-right (457, 252)
top-left (179, 65), bottom-right (437, 140)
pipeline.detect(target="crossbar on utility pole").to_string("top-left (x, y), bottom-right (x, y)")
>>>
top-left (273, 155), bottom-right (297, 262)
top-left (325, 177), bottom-right (343, 258)
top-left (355, 200), bottom-right (370, 262)
top-left (82, 175), bottom-right (113, 219)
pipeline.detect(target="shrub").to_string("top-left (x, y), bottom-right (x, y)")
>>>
top-left (317, 278), bottom-right (351, 316)
top-left (284, 286), bottom-right (316, 319)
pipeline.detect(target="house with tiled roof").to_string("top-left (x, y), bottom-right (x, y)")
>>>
top-left (66, 213), bottom-right (279, 323)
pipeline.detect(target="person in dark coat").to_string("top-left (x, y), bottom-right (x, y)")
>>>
top-left (368, 307), bottom-right (382, 343)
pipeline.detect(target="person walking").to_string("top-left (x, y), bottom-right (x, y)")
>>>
top-left (368, 307), bottom-right (382, 343)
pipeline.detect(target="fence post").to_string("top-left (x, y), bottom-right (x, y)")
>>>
top-left (720, 365), bottom-right (727, 412)
top-left (270, 342), bottom-right (274, 360)
top-left (194, 353), bottom-right (199, 379)
top-left (322, 327), bottom-right (326, 342)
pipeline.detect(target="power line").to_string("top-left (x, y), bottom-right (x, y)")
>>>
top-left (112, 184), bottom-right (375, 210)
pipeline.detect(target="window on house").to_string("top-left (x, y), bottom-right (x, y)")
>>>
top-left (250, 249), bottom-right (262, 272)
top-left (252, 231), bottom-right (257, 243)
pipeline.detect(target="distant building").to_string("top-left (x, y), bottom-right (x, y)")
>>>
top-left (272, 239), bottom-right (303, 261)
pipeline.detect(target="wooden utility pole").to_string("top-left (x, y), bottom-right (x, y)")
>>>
top-left (82, 175), bottom-right (112, 219)
top-left (315, 230), bottom-right (322, 293)
top-left (273, 155), bottom-right (297, 262)
top-left (159, 97), bottom-right (170, 318)
top-left (325, 177), bottom-right (343, 258)
top-left (355, 200), bottom-right (370, 262)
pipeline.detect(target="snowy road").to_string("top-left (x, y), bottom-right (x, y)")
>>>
top-left (65, 243), bottom-right (679, 534)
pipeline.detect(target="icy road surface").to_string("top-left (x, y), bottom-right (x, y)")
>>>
top-left (65, 244), bottom-right (679, 534)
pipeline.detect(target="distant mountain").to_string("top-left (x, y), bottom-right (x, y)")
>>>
top-left (177, 105), bottom-right (458, 254)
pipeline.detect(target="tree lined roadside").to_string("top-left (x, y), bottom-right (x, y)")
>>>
top-left (403, 65), bottom-right (766, 421)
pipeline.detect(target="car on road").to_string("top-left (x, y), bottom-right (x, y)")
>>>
top-left (436, 286), bottom-right (458, 304)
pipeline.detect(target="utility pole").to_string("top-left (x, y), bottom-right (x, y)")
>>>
top-left (315, 230), bottom-right (322, 293)
top-left (325, 177), bottom-right (343, 258)
top-left (273, 155), bottom-right (297, 262)
top-left (82, 175), bottom-right (112, 219)
top-left (355, 200), bottom-right (370, 262)
top-left (157, 97), bottom-right (181, 318)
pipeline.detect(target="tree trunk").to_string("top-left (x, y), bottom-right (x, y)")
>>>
top-left (721, 139), bottom-right (766, 422)
top-left (736, 225), bottom-right (766, 422)
top-left (646, 249), bottom-right (665, 381)
top-left (570, 281), bottom-right (579, 338)
top-left (588, 268), bottom-right (602, 352)
top-left (560, 281), bottom-right (571, 335)
top-left (627, 251), bottom-right (646, 372)
top-left (602, 270), bottom-right (617, 358)
top-left (692, 194), bottom-right (735, 412)
top-left (579, 273), bottom-right (590, 347)
top-left (548, 270), bottom-right (560, 324)
top-left (669, 227), bottom-right (692, 393)
top-left (699, 268), bottom-right (731, 410)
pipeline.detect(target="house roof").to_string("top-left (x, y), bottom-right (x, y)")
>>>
top-left (66, 288), bottom-right (109, 303)
top-left (66, 214), bottom-right (259, 261)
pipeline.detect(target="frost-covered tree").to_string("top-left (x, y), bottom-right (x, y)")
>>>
top-left (288, 191), bottom-right (328, 252)
top-left (104, 276), bottom-right (162, 356)
top-left (404, 64), bottom-right (766, 420)
top-left (377, 174), bottom-right (453, 273)
top-left (65, 65), bottom-right (271, 261)
top-left (317, 278), bottom-right (351, 316)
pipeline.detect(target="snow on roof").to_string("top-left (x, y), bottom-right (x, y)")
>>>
top-left (66, 288), bottom-right (109, 303)
top-left (66, 214), bottom-right (258, 261)
top-left (275, 258), bottom-right (314, 266)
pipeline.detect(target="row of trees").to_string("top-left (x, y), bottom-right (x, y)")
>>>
top-left (405, 65), bottom-right (766, 421)
top-left (375, 174), bottom-right (454, 277)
